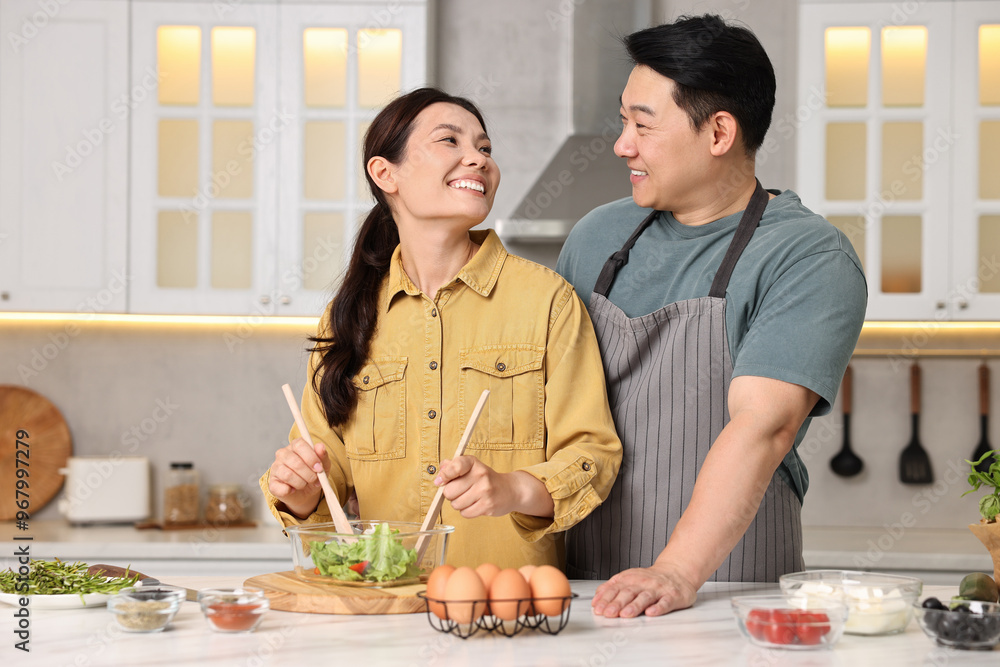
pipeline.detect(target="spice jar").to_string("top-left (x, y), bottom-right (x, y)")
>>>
top-left (164, 462), bottom-right (199, 525)
top-left (205, 483), bottom-right (245, 525)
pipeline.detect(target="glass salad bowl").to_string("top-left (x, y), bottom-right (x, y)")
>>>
top-left (285, 520), bottom-right (453, 588)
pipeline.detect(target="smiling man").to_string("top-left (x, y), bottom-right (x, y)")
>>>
top-left (556, 15), bottom-right (868, 617)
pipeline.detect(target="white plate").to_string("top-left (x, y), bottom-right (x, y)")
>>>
top-left (0, 591), bottom-right (110, 609)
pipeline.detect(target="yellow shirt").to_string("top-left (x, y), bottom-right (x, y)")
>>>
top-left (261, 230), bottom-right (621, 569)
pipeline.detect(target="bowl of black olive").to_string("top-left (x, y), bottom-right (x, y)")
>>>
top-left (914, 597), bottom-right (1000, 650)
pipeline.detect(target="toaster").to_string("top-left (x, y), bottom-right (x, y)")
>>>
top-left (58, 456), bottom-right (151, 524)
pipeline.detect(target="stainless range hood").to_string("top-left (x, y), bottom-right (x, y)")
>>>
top-left (495, 1), bottom-right (650, 244)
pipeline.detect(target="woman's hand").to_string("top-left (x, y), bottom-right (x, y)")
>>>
top-left (436, 456), bottom-right (554, 519)
top-left (267, 439), bottom-right (330, 519)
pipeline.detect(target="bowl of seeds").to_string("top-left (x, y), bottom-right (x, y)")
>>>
top-left (107, 586), bottom-right (184, 633)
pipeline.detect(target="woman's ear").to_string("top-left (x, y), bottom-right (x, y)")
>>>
top-left (367, 156), bottom-right (398, 195)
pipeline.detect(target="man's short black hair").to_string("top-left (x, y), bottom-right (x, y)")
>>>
top-left (624, 14), bottom-right (776, 155)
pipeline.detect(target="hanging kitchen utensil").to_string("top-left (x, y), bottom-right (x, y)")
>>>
top-left (0, 385), bottom-right (72, 520)
top-left (830, 364), bottom-right (864, 477)
top-left (972, 362), bottom-right (993, 475)
top-left (899, 362), bottom-right (934, 484)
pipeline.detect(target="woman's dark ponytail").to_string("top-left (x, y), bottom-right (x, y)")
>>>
top-left (310, 88), bottom-right (488, 426)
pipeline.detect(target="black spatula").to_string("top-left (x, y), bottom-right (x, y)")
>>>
top-left (899, 362), bottom-right (934, 485)
top-left (972, 362), bottom-right (993, 475)
top-left (830, 364), bottom-right (864, 477)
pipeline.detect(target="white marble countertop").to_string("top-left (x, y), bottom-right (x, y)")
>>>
top-left (1, 578), bottom-right (996, 666)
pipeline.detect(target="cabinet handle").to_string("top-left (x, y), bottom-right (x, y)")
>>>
top-left (1, 291), bottom-right (9, 301)
top-left (280, 296), bottom-right (292, 305)
top-left (935, 300), bottom-right (946, 310)
top-left (958, 298), bottom-right (969, 310)
top-left (259, 295), bottom-right (271, 305)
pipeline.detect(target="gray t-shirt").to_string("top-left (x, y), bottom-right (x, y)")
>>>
top-left (556, 190), bottom-right (868, 501)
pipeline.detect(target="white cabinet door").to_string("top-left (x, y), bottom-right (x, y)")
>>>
top-left (0, 0), bottom-right (128, 313)
top-left (129, 1), bottom-right (279, 315)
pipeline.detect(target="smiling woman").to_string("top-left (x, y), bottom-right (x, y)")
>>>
top-left (261, 88), bottom-right (623, 570)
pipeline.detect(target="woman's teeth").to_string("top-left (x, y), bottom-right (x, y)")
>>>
top-left (631, 170), bottom-right (647, 176)
top-left (450, 180), bottom-right (485, 193)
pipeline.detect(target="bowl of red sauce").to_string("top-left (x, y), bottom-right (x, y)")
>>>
top-left (197, 587), bottom-right (269, 633)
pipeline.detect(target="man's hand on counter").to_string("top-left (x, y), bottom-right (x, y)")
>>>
top-left (591, 564), bottom-right (698, 618)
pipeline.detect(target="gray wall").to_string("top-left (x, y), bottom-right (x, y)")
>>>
top-left (3, 0), bottom-right (988, 533)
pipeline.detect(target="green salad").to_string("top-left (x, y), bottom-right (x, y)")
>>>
top-left (309, 523), bottom-right (420, 583)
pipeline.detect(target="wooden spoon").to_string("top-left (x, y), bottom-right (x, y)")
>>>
top-left (281, 383), bottom-right (355, 538)
top-left (414, 390), bottom-right (490, 563)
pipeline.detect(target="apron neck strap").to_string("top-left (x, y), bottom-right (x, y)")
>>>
top-left (592, 208), bottom-right (661, 297)
top-left (708, 179), bottom-right (769, 299)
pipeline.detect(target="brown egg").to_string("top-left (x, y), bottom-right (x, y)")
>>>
top-left (475, 562), bottom-right (500, 590)
top-left (488, 568), bottom-right (532, 621)
top-left (425, 564), bottom-right (455, 620)
top-left (442, 566), bottom-right (487, 624)
top-left (518, 564), bottom-right (537, 582)
top-left (529, 565), bottom-right (572, 616)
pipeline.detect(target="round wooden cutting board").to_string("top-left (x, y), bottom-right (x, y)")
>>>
top-left (0, 385), bottom-right (72, 520)
top-left (244, 571), bottom-right (427, 614)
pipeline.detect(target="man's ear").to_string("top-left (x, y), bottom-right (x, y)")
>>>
top-left (707, 111), bottom-right (741, 157)
top-left (368, 156), bottom-right (398, 194)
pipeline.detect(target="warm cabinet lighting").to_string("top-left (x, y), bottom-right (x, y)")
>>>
top-left (982, 25), bottom-right (1000, 106)
top-left (825, 122), bottom-right (867, 199)
top-left (881, 215), bottom-right (923, 293)
top-left (825, 27), bottom-right (870, 107)
top-left (157, 119), bottom-right (199, 197)
top-left (881, 121), bottom-right (923, 200)
top-left (881, 26), bottom-right (927, 106)
top-left (982, 121), bottom-right (1000, 199)
top-left (981, 215), bottom-right (1000, 293)
top-left (211, 211), bottom-right (253, 289)
top-left (303, 28), bottom-right (348, 108)
top-left (212, 27), bottom-right (256, 106)
top-left (158, 26), bottom-right (201, 105)
top-left (157, 211), bottom-right (198, 288)
top-left (357, 29), bottom-right (402, 108)
top-left (212, 120), bottom-right (255, 198)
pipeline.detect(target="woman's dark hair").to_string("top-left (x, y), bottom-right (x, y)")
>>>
top-left (310, 87), bottom-right (488, 426)
top-left (624, 14), bottom-right (775, 155)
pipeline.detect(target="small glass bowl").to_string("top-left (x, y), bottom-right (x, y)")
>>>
top-left (108, 586), bottom-right (184, 633)
top-left (731, 594), bottom-right (848, 650)
top-left (197, 587), bottom-right (269, 633)
top-left (914, 599), bottom-right (1000, 650)
top-left (779, 569), bottom-right (922, 635)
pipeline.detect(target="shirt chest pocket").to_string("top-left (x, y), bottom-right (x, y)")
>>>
top-left (344, 357), bottom-right (407, 461)
top-left (459, 345), bottom-right (544, 450)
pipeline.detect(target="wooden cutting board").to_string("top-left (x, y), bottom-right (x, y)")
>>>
top-left (0, 385), bottom-right (72, 520)
top-left (244, 571), bottom-right (427, 615)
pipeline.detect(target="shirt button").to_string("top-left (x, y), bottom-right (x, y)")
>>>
top-left (426, 465), bottom-right (437, 475)
top-left (431, 308), bottom-right (438, 317)
top-left (362, 376), bottom-right (369, 384)
top-left (581, 461), bottom-right (592, 471)
top-left (428, 410), bottom-right (437, 420)
top-left (429, 361), bottom-right (438, 370)
top-left (496, 362), bottom-right (506, 372)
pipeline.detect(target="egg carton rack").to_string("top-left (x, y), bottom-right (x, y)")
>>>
top-left (417, 593), bottom-right (578, 638)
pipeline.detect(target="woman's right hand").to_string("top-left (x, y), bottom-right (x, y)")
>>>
top-left (267, 439), bottom-right (330, 519)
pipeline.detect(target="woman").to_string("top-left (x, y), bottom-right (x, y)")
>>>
top-left (261, 88), bottom-right (621, 568)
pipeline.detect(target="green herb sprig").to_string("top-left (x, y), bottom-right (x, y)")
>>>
top-left (0, 559), bottom-right (140, 600)
top-left (963, 449), bottom-right (1000, 522)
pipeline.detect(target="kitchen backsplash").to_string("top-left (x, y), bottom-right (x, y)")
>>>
top-left (1, 321), bottom-right (991, 531)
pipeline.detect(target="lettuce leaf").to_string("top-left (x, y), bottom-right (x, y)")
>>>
top-left (309, 523), bottom-right (419, 582)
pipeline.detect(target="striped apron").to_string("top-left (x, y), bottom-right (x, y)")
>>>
top-left (566, 182), bottom-right (804, 582)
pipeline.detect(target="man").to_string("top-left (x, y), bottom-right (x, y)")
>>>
top-left (556, 14), bottom-right (867, 618)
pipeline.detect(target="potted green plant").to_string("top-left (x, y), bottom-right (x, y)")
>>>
top-left (964, 449), bottom-right (1000, 584)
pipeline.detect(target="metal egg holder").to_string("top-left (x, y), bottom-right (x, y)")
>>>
top-left (417, 593), bottom-right (578, 638)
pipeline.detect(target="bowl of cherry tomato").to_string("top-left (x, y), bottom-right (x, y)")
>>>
top-left (731, 595), bottom-right (849, 650)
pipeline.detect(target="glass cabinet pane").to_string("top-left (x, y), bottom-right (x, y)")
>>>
top-left (358, 121), bottom-right (373, 201)
top-left (982, 25), bottom-right (1000, 106)
top-left (881, 215), bottom-right (922, 293)
top-left (212, 27), bottom-right (255, 107)
top-left (304, 28), bottom-right (347, 108)
top-left (826, 122), bottom-right (867, 200)
top-left (304, 121), bottom-right (346, 200)
top-left (882, 122), bottom-right (923, 201)
top-left (158, 119), bottom-right (199, 197)
top-left (358, 29), bottom-right (402, 108)
top-left (158, 26), bottom-right (201, 105)
top-left (212, 120), bottom-right (254, 199)
top-left (302, 212), bottom-right (344, 291)
top-left (157, 211), bottom-right (198, 288)
top-left (982, 121), bottom-right (1000, 199)
top-left (211, 211), bottom-right (252, 289)
top-left (881, 26), bottom-right (926, 107)
top-left (829, 215), bottom-right (866, 269)
top-left (981, 216), bottom-right (1000, 293)
top-left (825, 27), bottom-right (870, 107)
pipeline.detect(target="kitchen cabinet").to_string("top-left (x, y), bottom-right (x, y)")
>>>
top-left (0, 0), bottom-right (129, 313)
top-left (797, 0), bottom-right (1000, 320)
top-left (129, 0), bottom-right (429, 315)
